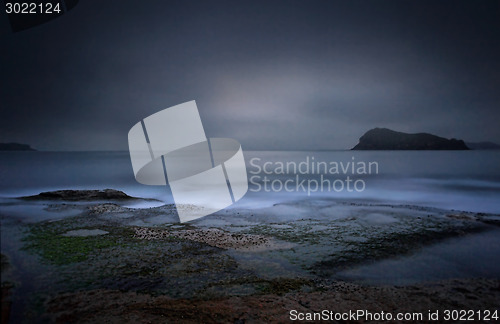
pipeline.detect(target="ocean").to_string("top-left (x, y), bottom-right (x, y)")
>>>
top-left (1, 150), bottom-right (500, 322)
top-left (1, 150), bottom-right (499, 214)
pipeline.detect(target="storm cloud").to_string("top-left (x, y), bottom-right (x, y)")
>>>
top-left (1, 0), bottom-right (499, 150)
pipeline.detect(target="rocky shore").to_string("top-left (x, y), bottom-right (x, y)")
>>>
top-left (134, 227), bottom-right (294, 251)
top-left (44, 278), bottom-right (500, 323)
top-left (1, 189), bottom-right (500, 323)
top-left (20, 189), bottom-right (140, 201)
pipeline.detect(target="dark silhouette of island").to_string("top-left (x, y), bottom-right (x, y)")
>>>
top-left (21, 189), bottom-right (137, 201)
top-left (466, 141), bottom-right (500, 150)
top-left (0, 143), bottom-right (36, 151)
top-left (352, 128), bottom-right (469, 150)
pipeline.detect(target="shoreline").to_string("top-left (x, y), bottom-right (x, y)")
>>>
top-left (1, 189), bottom-right (499, 322)
top-left (44, 278), bottom-right (500, 323)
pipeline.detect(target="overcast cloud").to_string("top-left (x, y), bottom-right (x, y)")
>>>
top-left (1, 0), bottom-right (499, 150)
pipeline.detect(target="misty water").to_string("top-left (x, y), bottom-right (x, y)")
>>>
top-left (1, 150), bottom-right (499, 213)
top-left (1, 150), bottom-right (500, 289)
top-left (336, 228), bottom-right (500, 285)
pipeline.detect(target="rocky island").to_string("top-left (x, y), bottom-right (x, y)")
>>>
top-left (21, 189), bottom-right (138, 201)
top-left (352, 128), bottom-right (469, 150)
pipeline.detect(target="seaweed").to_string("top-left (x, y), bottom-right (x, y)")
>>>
top-left (21, 222), bottom-right (136, 265)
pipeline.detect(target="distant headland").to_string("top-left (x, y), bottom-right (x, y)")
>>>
top-left (0, 143), bottom-right (36, 151)
top-left (351, 128), bottom-right (469, 150)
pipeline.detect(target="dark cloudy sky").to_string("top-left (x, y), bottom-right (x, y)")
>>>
top-left (1, 0), bottom-right (499, 151)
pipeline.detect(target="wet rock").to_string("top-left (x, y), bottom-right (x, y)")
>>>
top-left (20, 189), bottom-right (137, 201)
top-left (62, 229), bottom-right (109, 237)
top-left (134, 227), bottom-right (293, 252)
